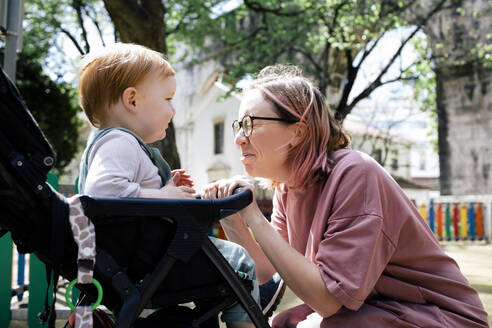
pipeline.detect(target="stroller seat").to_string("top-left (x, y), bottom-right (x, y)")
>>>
top-left (0, 67), bottom-right (270, 328)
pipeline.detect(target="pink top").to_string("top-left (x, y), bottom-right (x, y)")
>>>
top-left (271, 149), bottom-right (488, 327)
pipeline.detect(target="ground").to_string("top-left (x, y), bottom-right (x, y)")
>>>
top-left (8, 243), bottom-right (492, 327)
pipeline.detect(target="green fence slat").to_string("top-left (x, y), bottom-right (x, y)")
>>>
top-left (26, 172), bottom-right (58, 326)
top-left (46, 172), bottom-right (59, 192)
top-left (28, 254), bottom-right (53, 327)
top-left (0, 232), bottom-right (13, 327)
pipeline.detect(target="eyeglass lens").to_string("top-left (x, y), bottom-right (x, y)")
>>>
top-left (233, 116), bottom-right (253, 137)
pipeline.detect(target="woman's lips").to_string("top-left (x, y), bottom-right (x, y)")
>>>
top-left (241, 152), bottom-right (255, 162)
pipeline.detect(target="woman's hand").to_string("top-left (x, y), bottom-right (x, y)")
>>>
top-left (202, 177), bottom-right (276, 283)
top-left (202, 175), bottom-right (253, 199)
top-left (202, 176), bottom-right (260, 221)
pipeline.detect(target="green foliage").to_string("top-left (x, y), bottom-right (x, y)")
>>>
top-left (472, 41), bottom-right (492, 69)
top-left (14, 51), bottom-right (83, 172)
top-left (176, 0), bottom-right (426, 120)
top-left (452, 5), bottom-right (492, 69)
top-left (165, 0), bottom-right (228, 56)
top-left (0, 2), bottom-right (84, 173)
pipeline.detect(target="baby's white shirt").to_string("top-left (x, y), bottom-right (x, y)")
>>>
top-left (84, 129), bottom-right (162, 197)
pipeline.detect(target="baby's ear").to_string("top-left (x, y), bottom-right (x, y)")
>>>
top-left (122, 87), bottom-right (138, 112)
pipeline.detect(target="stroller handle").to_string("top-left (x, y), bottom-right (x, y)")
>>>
top-left (79, 188), bottom-right (253, 223)
top-left (214, 187), bottom-right (253, 220)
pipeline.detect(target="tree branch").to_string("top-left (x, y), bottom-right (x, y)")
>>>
top-left (325, 0), bottom-right (349, 32)
top-left (379, 0), bottom-right (418, 19)
top-left (338, 0), bottom-right (451, 119)
top-left (60, 27), bottom-right (86, 55)
top-left (72, 0), bottom-right (90, 53)
top-left (290, 47), bottom-right (323, 72)
top-left (83, 5), bottom-right (106, 47)
top-left (167, 5), bottom-right (194, 35)
top-left (354, 32), bottom-right (386, 70)
top-left (244, 0), bottom-right (305, 17)
top-left (346, 62), bottom-right (419, 116)
top-left (333, 31), bottom-right (357, 119)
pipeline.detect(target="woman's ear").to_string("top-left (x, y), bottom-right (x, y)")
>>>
top-left (122, 87), bottom-right (138, 113)
top-left (290, 121), bottom-right (307, 147)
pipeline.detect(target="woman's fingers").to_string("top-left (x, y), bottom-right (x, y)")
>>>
top-left (202, 177), bottom-right (254, 199)
top-left (208, 177), bottom-right (253, 199)
top-left (216, 180), bottom-right (236, 198)
top-left (202, 184), bottom-right (218, 199)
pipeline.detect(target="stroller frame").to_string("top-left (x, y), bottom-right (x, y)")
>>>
top-left (0, 67), bottom-right (270, 328)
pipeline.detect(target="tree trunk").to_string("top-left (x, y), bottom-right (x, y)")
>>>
top-left (102, 0), bottom-right (181, 169)
top-left (422, 0), bottom-right (492, 194)
top-left (435, 64), bottom-right (492, 195)
top-left (434, 66), bottom-right (451, 195)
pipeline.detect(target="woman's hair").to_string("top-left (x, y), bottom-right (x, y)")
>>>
top-left (78, 43), bottom-right (175, 127)
top-left (248, 64), bottom-right (351, 190)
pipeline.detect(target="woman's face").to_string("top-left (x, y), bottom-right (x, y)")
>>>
top-left (235, 89), bottom-right (297, 182)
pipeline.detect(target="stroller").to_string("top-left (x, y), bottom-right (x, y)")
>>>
top-left (0, 67), bottom-right (270, 328)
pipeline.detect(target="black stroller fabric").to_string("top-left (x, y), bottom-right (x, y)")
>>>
top-left (0, 68), bottom-right (270, 328)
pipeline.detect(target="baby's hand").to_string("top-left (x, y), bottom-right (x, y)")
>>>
top-left (171, 169), bottom-right (194, 187)
top-left (159, 176), bottom-right (196, 199)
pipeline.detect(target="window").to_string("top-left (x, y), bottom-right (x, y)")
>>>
top-left (372, 148), bottom-right (382, 164)
top-left (391, 150), bottom-right (399, 170)
top-left (419, 151), bottom-right (426, 170)
top-left (214, 121), bottom-right (224, 154)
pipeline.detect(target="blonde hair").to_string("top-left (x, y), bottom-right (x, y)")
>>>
top-left (248, 64), bottom-right (351, 190)
top-left (78, 43), bottom-right (175, 127)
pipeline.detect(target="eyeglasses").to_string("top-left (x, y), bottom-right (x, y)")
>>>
top-left (232, 115), bottom-right (297, 137)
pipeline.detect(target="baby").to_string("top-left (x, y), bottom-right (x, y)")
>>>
top-left (77, 43), bottom-right (258, 328)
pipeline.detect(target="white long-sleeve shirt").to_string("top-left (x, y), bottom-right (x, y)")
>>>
top-left (82, 129), bottom-right (162, 197)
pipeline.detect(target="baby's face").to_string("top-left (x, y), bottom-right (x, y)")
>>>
top-left (133, 73), bottom-right (176, 143)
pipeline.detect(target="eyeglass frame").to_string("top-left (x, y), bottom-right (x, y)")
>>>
top-left (232, 115), bottom-right (298, 137)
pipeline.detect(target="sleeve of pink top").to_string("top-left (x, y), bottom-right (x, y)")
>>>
top-left (316, 214), bottom-right (395, 310)
top-left (314, 159), bottom-right (397, 311)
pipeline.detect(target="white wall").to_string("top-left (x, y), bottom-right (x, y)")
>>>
top-left (175, 80), bottom-right (246, 193)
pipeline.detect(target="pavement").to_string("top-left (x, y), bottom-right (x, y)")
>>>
top-left (8, 243), bottom-right (492, 327)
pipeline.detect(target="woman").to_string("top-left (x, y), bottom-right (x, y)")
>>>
top-left (203, 65), bottom-right (488, 327)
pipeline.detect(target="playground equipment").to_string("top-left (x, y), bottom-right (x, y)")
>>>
top-left (417, 197), bottom-right (492, 242)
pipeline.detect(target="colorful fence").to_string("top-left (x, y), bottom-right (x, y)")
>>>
top-left (417, 197), bottom-right (492, 242)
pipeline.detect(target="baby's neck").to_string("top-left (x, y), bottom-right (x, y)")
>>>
top-left (100, 107), bottom-right (130, 130)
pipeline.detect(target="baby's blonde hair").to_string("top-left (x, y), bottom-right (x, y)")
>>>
top-left (78, 43), bottom-right (175, 127)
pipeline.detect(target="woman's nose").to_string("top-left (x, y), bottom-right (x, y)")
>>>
top-left (234, 129), bottom-right (248, 146)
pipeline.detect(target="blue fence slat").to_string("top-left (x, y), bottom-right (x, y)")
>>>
top-left (429, 200), bottom-right (435, 233)
top-left (17, 253), bottom-right (25, 301)
top-left (468, 202), bottom-right (476, 240)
